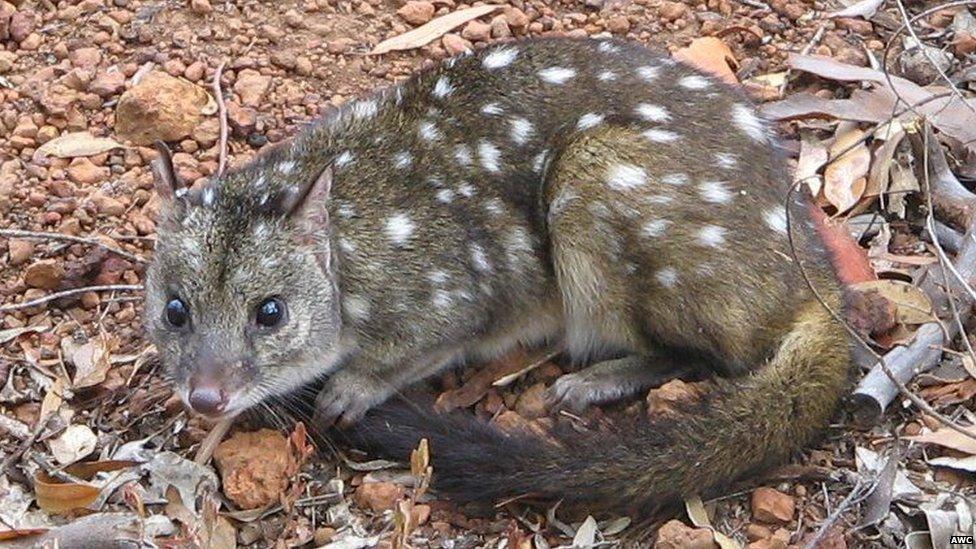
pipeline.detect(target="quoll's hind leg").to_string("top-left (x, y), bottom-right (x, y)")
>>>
top-left (546, 354), bottom-right (695, 412)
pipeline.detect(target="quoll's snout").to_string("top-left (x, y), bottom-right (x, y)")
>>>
top-left (187, 379), bottom-right (228, 416)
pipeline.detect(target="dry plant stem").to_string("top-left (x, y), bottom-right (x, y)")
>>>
top-left (923, 221), bottom-right (963, 254)
top-left (802, 475), bottom-right (874, 549)
top-left (852, 126), bottom-right (976, 424)
top-left (0, 284), bottom-right (144, 313)
top-left (0, 228), bottom-right (149, 264)
top-left (193, 417), bottom-right (234, 465)
top-left (213, 61), bottom-right (229, 177)
top-left (786, 184), bottom-right (976, 441)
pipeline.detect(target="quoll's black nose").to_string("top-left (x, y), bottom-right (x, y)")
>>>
top-left (188, 384), bottom-right (228, 415)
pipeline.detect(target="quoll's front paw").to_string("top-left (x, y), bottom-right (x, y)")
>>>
top-left (313, 371), bottom-right (392, 428)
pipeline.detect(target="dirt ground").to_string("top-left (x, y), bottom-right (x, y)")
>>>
top-left (2, 0), bottom-right (976, 547)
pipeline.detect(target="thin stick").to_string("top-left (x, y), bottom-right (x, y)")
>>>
top-left (0, 229), bottom-right (148, 264)
top-left (0, 284), bottom-right (144, 313)
top-left (802, 475), bottom-right (874, 549)
top-left (194, 417), bottom-right (234, 465)
top-left (212, 61), bottom-right (229, 177)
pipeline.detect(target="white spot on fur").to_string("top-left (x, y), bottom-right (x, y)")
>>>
top-left (635, 103), bottom-right (670, 122)
top-left (419, 120), bottom-right (442, 142)
top-left (253, 221), bottom-right (270, 239)
top-left (642, 219), bottom-right (671, 238)
top-left (510, 118), bottom-right (534, 145)
top-left (334, 150), bottom-right (355, 169)
top-left (470, 243), bottom-right (492, 272)
top-left (427, 270), bottom-right (449, 284)
top-left (697, 225), bottom-right (727, 247)
top-left (394, 151), bottom-right (412, 170)
top-left (339, 238), bottom-right (357, 254)
top-left (538, 66), bottom-right (576, 84)
top-left (251, 174), bottom-right (267, 189)
top-left (636, 65), bottom-right (661, 81)
top-left (679, 74), bottom-right (710, 90)
top-left (478, 141), bottom-right (502, 173)
top-left (732, 103), bottom-right (768, 143)
top-left (661, 173), bottom-right (689, 186)
top-left (483, 47), bottom-right (518, 69)
top-left (337, 202), bottom-right (356, 218)
top-left (432, 76), bottom-right (454, 98)
top-left (351, 99), bottom-right (378, 120)
top-left (458, 182), bottom-right (475, 197)
top-left (437, 188), bottom-right (454, 203)
top-left (655, 267), bottom-right (678, 288)
top-left (532, 150), bottom-right (549, 173)
top-left (454, 144), bottom-right (473, 166)
top-left (432, 289), bottom-right (453, 309)
top-left (643, 129), bottom-right (680, 143)
top-left (714, 152), bottom-right (738, 169)
top-left (764, 207), bottom-right (788, 234)
top-left (481, 102), bottom-right (503, 116)
top-left (597, 70), bottom-right (617, 82)
top-left (606, 163), bottom-right (647, 190)
top-left (484, 198), bottom-right (504, 216)
top-left (598, 41), bottom-right (620, 53)
top-left (278, 160), bottom-right (297, 174)
top-left (385, 213), bottom-right (415, 245)
top-left (202, 186), bottom-right (216, 207)
top-left (576, 113), bottom-right (604, 130)
top-left (646, 195), bottom-right (674, 205)
top-left (698, 181), bottom-right (733, 204)
top-left (343, 295), bottom-right (371, 321)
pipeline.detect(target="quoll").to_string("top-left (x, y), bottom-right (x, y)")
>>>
top-left (146, 37), bottom-right (852, 512)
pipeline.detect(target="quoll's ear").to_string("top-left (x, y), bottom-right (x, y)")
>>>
top-left (275, 162), bottom-right (333, 225)
top-left (150, 140), bottom-right (186, 201)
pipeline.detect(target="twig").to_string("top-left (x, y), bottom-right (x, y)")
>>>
top-left (0, 229), bottom-right (148, 264)
top-left (802, 475), bottom-right (875, 549)
top-left (193, 417), bottom-right (234, 465)
top-left (0, 284), bottom-right (144, 313)
top-left (212, 61), bottom-right (229, 177)
top-left (0, 415), bottom-right (49, 477)
top-left (779, 22), bottom-right (827, 99)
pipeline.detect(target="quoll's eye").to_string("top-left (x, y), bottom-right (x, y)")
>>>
top-left (256, 297), bottom-right (287, 328)
top-left (165, 298), bottom-right (190, 328)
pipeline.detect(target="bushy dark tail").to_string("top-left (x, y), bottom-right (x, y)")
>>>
top-left (345, 301), bottom-right (851, 512)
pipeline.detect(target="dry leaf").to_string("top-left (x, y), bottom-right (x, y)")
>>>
top-left (851, 280), bottom-right (934, 325)
top-left (0, 326), bottom-right (46, 345)
top-left (782, 54), bottom-right (976, 153)
top-left (673, 37), bottom-right (739, 85)
top-left (795, 131), bottom-right (829, 196)
top-left (34, 460), bottom-right (136, 513)
top-left (33, 132), bottom-right (125, 161)
top-left (436, 347), bottom-right (534, 411)
top-left (742, 71), bottom-right (786, 101)
top-left (907, 427), bottom-right (976, 455)
top-left (62, 333), bottom-right (115, 389)
top-left (48, 424), bottom-right (98, 465)
top-left (828, 0), bottom-right (885, 19)
top-left (685, 496), bottom-right (742, 549)
top-left (824, 123), bottom-right (870, 212)
top-left (371, 5), bottom-right (501, 55)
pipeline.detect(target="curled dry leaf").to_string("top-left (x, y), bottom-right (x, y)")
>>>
top-left (795, 131), bottom-right (829, 197)
top-left (48, 424), bottom-right (98, 466)
top-left (824, 123), bottom-right (870, 213)
top-left (436, 347), bottom-right (534, 411)
top-left (684, 496), bottom-right (741, 549)
top-left (673, 37), bottom-right (739, 85)
top-left (851, 280), bottom-right (934, 325)
top-left (35, 460), bottom-right (137, 513)
top-left (61, 332), bottom-right (116, 390)
top-left (33, 132), bottom-right (125, 162)
top-left (371, 5), bottom-right (501, 55)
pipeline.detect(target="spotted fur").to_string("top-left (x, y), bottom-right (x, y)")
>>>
top-left (146, 37), bottom-right (852, 514)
